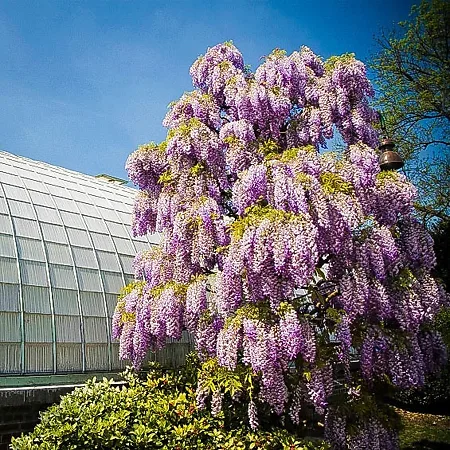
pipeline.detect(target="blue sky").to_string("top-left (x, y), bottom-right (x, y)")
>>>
top-left (1, 0), bottom-right (416, 182)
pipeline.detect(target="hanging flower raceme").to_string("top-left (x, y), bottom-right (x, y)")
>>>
top-left (163, 91), bottom-right (221, 130)
top-left (373, 171), bottom-right (417, 226)
top-left (117, 42), bottom-right (448, 450)
top-left (132, 191), bottom-right (158, 236)
top-left (166, 118), bottom-right (228, 185)
top-left (126, 142), bottom-right (167, 192)
top-left (190, 42), bottom-right (245, 104)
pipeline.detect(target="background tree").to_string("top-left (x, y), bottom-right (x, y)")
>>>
top-left (370, 0), bottom-right (450, 225)
top-left (114, 42), bottom-right (448, 449)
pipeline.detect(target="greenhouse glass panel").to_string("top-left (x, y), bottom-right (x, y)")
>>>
top-left (23, 285), bottom-right (51, 314)
top-left (125, 224), bottom-right (134, 238)
top-left (117, 211), bottom-right (132, 225)
top-left (53, 288), bottom-right (79, 315)
top-left (35, 205), bottom-right (62, 224)
top-left (97, 250), bottom-right (120, 272)
top-left (115, 201), bottom-right (133, 214)
top-left (20, 260), bottom-right (48, 286)
top-left (25, 343), bottom-right (52, 372)
top-left (53, 196), bottom-right (76, 212)
top-left (80, 291), bottom-right (105, 317)
top-left (0, 283), bottom-right (20, 312)
top-left (41, 223), bottom-right (68, 243)
top-left (22, 177), bottom-right (45, 192)
top-left (90, 232), bottom-right (114, 251)
top-left (85, 344), bottom-right (109, 370)
top-left (46, 184), bottom-right (68, 198)
top-left (132, 241), bottom-right (150, 252)
top-left (0, 233), bottom-right (15, 258)
top-left (106, 221), bottom-right (128, 237)
top-left (113, 237), bottom-right (135, 255)
top-left (56, 344), bottom-right (83, 372)
top-left (39, 173), bottom-right (61, 186)
top-left (91, 195), bottom-right (114, 209)
top-left (84, 215), bottom-right (108, 233)
top-left (0, 172), bottom-right (21, 186)
top-left (55, 315), bottom-right (81, 343)
top-left (118, 254), bottom-right (134, 273)
top-left (102, 188), bottom-right (120, 201)
top-left (66, 227), bottom-right (91, 247)
top-left (13, 217), bottom-right (40, 239)
top-left (98, 207), bottom-right (120, 223)
top-left (64, 178), bottom-right (82, 191)
top-left (24, 313), bottom-right (53, 342)
top-left (102, 271), bottom-right (123, 294)
top-left (3, 184), bottom-right (28, 202)
top-left (7, 199), bottom-right (35, 220)
top-left (0, 257), bottom-right (19, 283)
top-left (72, 246), bottom-right (97, 269)
top-left (13, 167), bottom-right (35, 179)
top-left (0, 213), bottom-right (12, 234)
top-left (77, 268), bottom-right (102, 292)
top-left (60, 210), bottom-right (85, 229)
top-left (0, 195), bottom-right (8, 214)
top-left (49, 264), bottom-right (77, 289)
top-left (28, 190), bottom-right (53, 207)
top-left (106, 293), bottom-right (118, 318)
top-left (0, 343), bottom-right (21, 373)
top-left (0, 312), bottom-right (21, 342)
top-left (147, 233), bottom-right (161, 245)
top-left (111, 344), bottom-right (128, 369)
top-left (17, 237), bottom-right (45, 261)
top-left (70, 190), bottom-right (90, 203)
top-left (77, 201), bottom-right (97, 216)
top-left (45, 242), bottom-right (72, 265)
top-left (84, 317), bottom-right (108, 343)
top-left (79, 185), bottom-right (98, 196)
top-left (15, 159), bottom-right (39, 170)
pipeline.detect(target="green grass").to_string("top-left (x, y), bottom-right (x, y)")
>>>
top-left (398, 408), bottom-right (450, 449)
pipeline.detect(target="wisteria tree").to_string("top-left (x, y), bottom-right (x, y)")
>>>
top-left (113, 42), bottom-right (448, 449)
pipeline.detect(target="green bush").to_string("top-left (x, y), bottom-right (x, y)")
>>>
top-left (11, 362), bottom-right (328, 450)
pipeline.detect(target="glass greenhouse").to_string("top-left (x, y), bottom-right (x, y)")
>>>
top-left (0, 151), bottom-right (157, 375)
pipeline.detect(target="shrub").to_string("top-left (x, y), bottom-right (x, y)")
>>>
top-left (11, 362), bottom-right (329, 450)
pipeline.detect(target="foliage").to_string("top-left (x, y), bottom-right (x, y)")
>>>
top-left (115, 42), bottom-right (448, 450)
top-left (10, 362), bottom-right (329, 450)
top-left (371, 0), bottom-right (450, 224)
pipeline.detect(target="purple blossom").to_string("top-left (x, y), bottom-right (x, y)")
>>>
top-left (248, 400), bottom-right (259, 430)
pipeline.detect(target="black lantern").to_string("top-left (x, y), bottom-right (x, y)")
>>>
top-left (378, 138), bottom-right (404, 171)
top-left (376, 112), bottom-right (404, 171)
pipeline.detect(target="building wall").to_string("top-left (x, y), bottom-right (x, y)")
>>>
top-left (0, 403), bottom-right (48, 450)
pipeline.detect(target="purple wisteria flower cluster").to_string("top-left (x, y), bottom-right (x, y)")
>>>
top-left (113, 42), bottom-right (448, 449)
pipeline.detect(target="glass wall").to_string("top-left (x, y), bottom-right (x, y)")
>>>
top-left (0, 151), bottom-right (156, 374)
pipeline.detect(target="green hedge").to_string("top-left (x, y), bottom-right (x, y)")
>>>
top-left (11, 364), bottom-right (328, 450)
